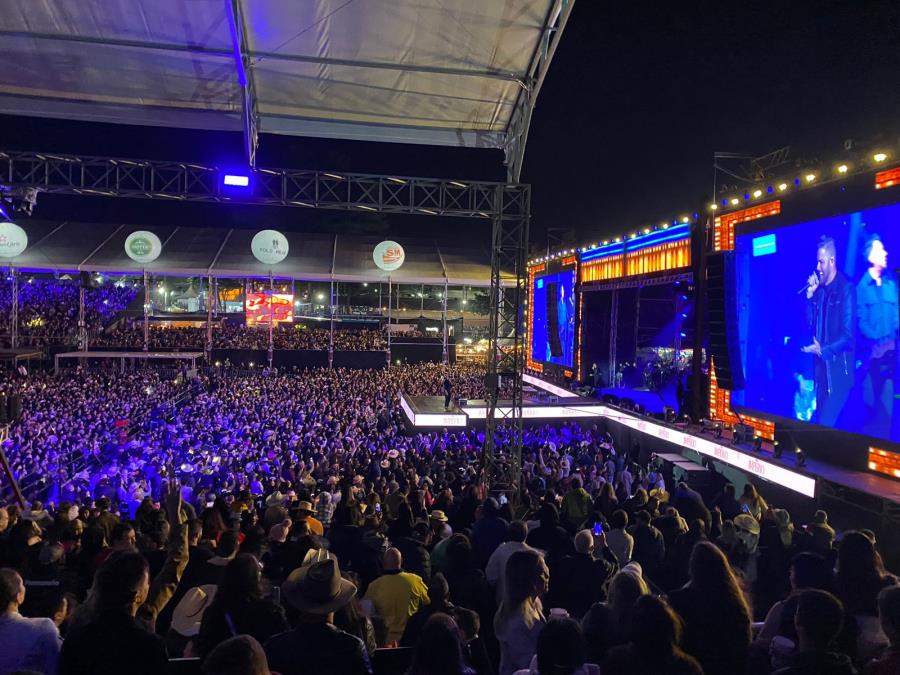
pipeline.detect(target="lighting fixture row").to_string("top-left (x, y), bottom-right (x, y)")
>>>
top-left (528, 216), bottom-right (695, 266)
top-left (710, 151), bottom-right (892, 212)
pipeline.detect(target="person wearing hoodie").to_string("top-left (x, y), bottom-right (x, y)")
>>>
top-left (773, 589), bottom-right (857, 675)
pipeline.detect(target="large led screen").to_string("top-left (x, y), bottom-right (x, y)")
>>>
top-left (531, 268), bottom-right (577, 368)
top-left (246, 292), bottom-right (294, 325)
top-left (734, 201), bottom-right (900, 442)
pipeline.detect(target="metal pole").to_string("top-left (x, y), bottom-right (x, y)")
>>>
top-left (78, 285), bottom-right (87, 351)
top-left (329, 278), bottom-right (335, 369)
top-left (213, 276), bottom-right (219, 318)
top-left (442, 279), bottom-right (448, 365)
top-left (268, 274), bottom-right (274, 369)
top-left (206, 273), bottom-right (214, 358)
top-left (387, 277), bottom-right (392, 367)
top-left (609, 289), bottom-right (619, 387)
top-left (9, 270), bottom-right (17, 349)
top-left (143, 270), bottom-right (149, 352)
top-left (0, 428), bottom-right (25, 509)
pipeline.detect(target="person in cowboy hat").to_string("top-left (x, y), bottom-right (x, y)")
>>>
top-left (165, 584), bottom-right (217, 657)
top-left (290, 500), bottom-right (324, 537)
top-left (264, 558), bottom-right (372, 675)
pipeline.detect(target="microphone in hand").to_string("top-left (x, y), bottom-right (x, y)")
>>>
top-left (798, 272), bottom-right (819, 296)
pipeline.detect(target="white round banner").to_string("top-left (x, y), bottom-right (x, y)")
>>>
top-left (124, 230), bottom-right (162, 264)
top-left (251, 230), bottom-right (289, 265)
top-left (373, 240), bottom-right (405, 272)
top-left (0, 222), bottom-right (28, 258)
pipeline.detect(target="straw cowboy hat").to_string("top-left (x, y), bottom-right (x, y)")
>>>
top-left (171, 585), bottom-right (218, 636)
top-left (265, 491), bottom-right (285, 508)
top-left (281, 558), bottom-right (356, 614)
top-left (429, 510), bottom-right (449, 523)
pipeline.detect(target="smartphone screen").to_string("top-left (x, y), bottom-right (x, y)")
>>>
top-left (593, 522), bottom-right (603, 536)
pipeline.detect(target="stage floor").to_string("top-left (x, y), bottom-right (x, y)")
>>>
top-left (599, 385), bottom-right (678, 414)
top-left (400, 393), bottom-right (607, 427)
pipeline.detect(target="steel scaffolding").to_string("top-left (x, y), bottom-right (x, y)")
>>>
top-left (0, 149), bottom-right (530, 493)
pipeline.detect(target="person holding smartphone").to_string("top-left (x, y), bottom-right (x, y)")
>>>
top-left (547, 527), bottom-right (618, 619)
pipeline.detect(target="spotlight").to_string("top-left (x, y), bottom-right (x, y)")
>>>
top-left (804, 174), bottom-right (816, 183)
top-left (752, 189), bottom-right (762, 198)
top-left (753, 436), bottom-right (762, 452)
top-left (796, 448), bottom-right (807, 467)
top-left (715, 424), bottom-right (723, 439)
top-left (873, 152), bottom-right (888, 163)
top-left (837, 164), bottom-right (849, 174)
top-left (777, 183), bottom-right (788, 191)
top-left (222, 173), bottom-right (250, 187)
top-left (773, 441), bottom-right (783, 459)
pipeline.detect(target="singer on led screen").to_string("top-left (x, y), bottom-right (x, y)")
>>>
top-left (531, 269), bottom-right (576, 367)
top-left (735, 202), bottom-right (900, 443)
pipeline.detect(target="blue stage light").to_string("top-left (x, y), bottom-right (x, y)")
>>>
top-left (223, 174), bottom-right (250, 187)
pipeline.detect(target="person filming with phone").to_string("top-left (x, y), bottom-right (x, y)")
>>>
top-left (547, 526), bottom-right (619, 619)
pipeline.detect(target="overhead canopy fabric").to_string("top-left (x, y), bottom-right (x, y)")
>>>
top-left (0, 0), bottom-right (557, 150)
top-left (10, 220), bottom-right (496, 286)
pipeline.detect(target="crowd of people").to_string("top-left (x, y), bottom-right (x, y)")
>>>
top-left (92, 325), bottom-right (438, 351)
top-left (0, 279), bottom-right (137, 347)
top-left (0, 362), bottom-right (897, 675)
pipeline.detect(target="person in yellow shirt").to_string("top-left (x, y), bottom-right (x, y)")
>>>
top-left (363, 548), bottom-right (429, 645)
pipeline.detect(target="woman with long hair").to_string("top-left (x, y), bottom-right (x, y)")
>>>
top-left (667, 541), bottom-right (752, 675)
top-left (406, 613), bottom-right (475, 675)
top-left (604, 595), bottom-right (703, 675)
top-left (582, 568), bottom-right (649, 665)
top-left (532, 617), bottom-right (599, 675)
top-left (494, 549), bottom-right (549, 675)
top-left (834, 530), bottom-right (898, 660)
top-left (194, 554), bottom-right (288, 658)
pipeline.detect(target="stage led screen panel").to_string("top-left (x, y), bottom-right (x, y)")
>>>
top-left (531, 268), bottom-right (577, 368)
top-left (246, 292), bottom-right (294, 325)
top-left (734, 201), bottom-right (900, 443)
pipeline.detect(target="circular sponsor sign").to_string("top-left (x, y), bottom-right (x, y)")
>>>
top-left (0, 222), bottom-right (28, 258)
top-left (251, 229), bottom-right (289, 265)
top-left (124, 230), bottom-right (162, 264)
top-left (373, 240), bottom-right (405, 272)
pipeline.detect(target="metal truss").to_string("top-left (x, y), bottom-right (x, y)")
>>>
top-left (483, 185), bottom-right (530, 500)
top-left (0, 148), bottom-right (531, 494)
top-left (581, 271), bottom-right (693, 292)
top-left (0, 150), bottom-right (527, 220)
top-left (504, 0), bottom-right (576, 182)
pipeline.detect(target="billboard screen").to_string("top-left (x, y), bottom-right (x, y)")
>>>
top-left (733, 200), bottom-right (900, 443)
top-left (246, 292), bottom-right (294, 324)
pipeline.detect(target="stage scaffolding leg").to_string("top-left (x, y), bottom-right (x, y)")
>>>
top-left (206, 274), bottom-right (214, 359)
top-left (77, 285), bottom-right (87, 352)
top-left (483, 184), bottom-right (529, 503)
top-left (442, 279), bottom-right (449, 365)
top-left (609, 289), bottom-right (619, 387)
top-left (143, 270), bottom-right (149, 352)
top-left (268, 274), bottom-right (274, 370)
top-left (386, 277), bottom-right (392, 367)
top-left (9, 271), bottom-right (17, 349)
top-left (329, 278), bottom-right (334, 369)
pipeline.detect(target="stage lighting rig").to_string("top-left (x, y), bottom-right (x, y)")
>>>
top-left (796, 448), bottom-right (807, 467)
top-left (753, 436), bottom-right (763, 452)
top-left (0, 186), bottom-right (38, 217)
top-left (772, 441), bottom-right (783, 459)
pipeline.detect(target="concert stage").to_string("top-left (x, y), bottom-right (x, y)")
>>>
top-left (399, 392), bottom-right (607, 429)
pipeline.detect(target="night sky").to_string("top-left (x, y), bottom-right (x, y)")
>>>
top-left (1, 1), bottom-right (898, 254)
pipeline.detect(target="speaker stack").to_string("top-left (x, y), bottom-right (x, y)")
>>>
top-left (706, 251), bottom-right (745, 390)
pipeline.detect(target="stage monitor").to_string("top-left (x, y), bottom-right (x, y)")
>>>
top-left (733, 199), bottom-right (900, 444)
top-left (530, 260), bottom-right (577, 370)
top-left (246, 291), bottom-right (294, 325)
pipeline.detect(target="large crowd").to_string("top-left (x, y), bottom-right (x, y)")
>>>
top-left (0, 279), bottom-right (137, 347)
top-left (93, 326), bottom-right (396, 351)
top-left (0, 363), bottom-right (897, 675)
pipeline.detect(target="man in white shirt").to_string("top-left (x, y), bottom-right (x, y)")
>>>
top-left (485, 521), bottom-right (534, 603)
top-left (0, 567), bottom-right (60, 675)
top-left (605, 510), bottom-right (634, 565)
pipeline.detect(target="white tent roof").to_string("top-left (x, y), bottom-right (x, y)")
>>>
top-left (0, 0), bottom-right (567, 157)
top-left (12, 219), bottom-right (498, 285)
